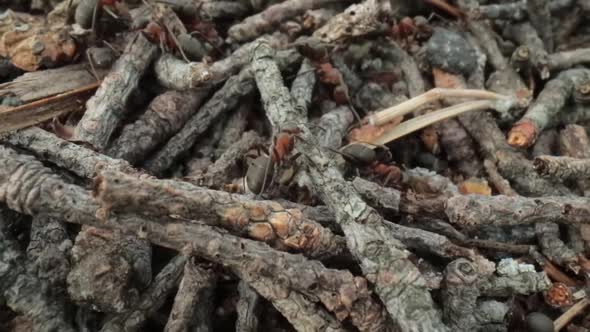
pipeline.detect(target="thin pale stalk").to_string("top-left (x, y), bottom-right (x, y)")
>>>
top-left (375, 100), bottom-right (493, 145)
top-left (367, 88), bottom-right (509, 126)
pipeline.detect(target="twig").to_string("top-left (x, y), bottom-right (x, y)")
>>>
top-left (252, 39), bottom-right (448, 332)
top-left (1, 126), bottom-right (138, 179)
top-left (73, 33), bottom-right (159, 150)
top-left (0, 145), bottom-right (387, 331)
top-left (534, 156), bottom-right (590, 181)
top-left (554, 297), bottom-right (590, 331)
top-left (446, 194), bottom-right (590, 226)
top-left (100, 255), bottom-right (187, 332)
top-left (228, 0), bottom-right (348, 42)
top-left (235, 281), bottom-right (261, 332)
top-left (164, 259), bottom-right (216, 332)
top-left (508, 68), bottom-right (590, 148)
top-left (145, 49), bottom-right (301, 176)
top-left (107, 89), bottom-right (211, 165)
top-left (0, 206), bottom-right (75, 332)
top-left (95, 170), bottom-right (346, 259)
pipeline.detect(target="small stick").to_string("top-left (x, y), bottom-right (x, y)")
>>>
top-left (554, 298), bottom-right (590, 331)
top-left (534, 155), bottom-right (590, 181)
top-left (73, 33), bottom-right (159, 150)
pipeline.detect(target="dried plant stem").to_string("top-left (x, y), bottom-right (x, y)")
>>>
top-left (554, 297), bottom-right (590, 331)
top-left (374, 100), bottom-right (497, 145)
top-left (367, 88), bottom-right (511, 126)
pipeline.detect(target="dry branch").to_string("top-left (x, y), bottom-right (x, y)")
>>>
top-left (0, 145), bottom-right (387, 331)
top-left (508, 68), bottom-right (590, 148)
top-left (94, 170), bottom-right (346, 260)
top-left (74, 33), bottom-right (159, 150)
top-left (251, 39), bottom-right (448, 332)
top-left (107, 89), bottom-right (210, 165)
top-left (1, 126), bottom-right (137, 178)
top-left (0, 206), bottom-right (75, 332)
top-left (534, 155), bottom-right (590, 181)
top-left (100, 255), bottom-right (187, 332)
top-left (446, 194), bottom-right (590, 226)
top-left (145, 48), bottom-right (300, 176)
top-left (228, 0), bottom-right (347, 42)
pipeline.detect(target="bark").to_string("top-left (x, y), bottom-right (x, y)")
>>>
top-left (467, 0), bottom-right (573, 21)
top-left (535, 222), bottom-right (578, 269)
top-left (290, 58), bottom-right (316, 116)
top-left (107, 89), bottom-right (211, 165)
top-left (100, 255), bottom-right (187, 332)
top-left (314, 106), bottom-right (354, 149)
top-left (0, 63), bottom-right (108, 103)
top-left (534, 155), bottom-right (590, 181)
top-left (445, 194), bottom-right (590, 226)
top-left (95, 170), bottom-right (346, 260)
top-left (215, 101), bottom-right (251, 158)
top-left (503, 22), bottom-right (550, 79)
top-left (548, 48), bottom-right (590, 71)
top-left (68, 225), bottom-right (152, 313)
top-left (164, 260), bottom-right (216, 332)
top-left (483, 159), bottom-right (517, 196)
top-left (0, 145), bottom-right (387, 331)
top-left (228, 0), bottom-right (348, 42)
top-left (2, 126), bottom-right (138, 179)
top-left (187, 131), bottom-right (265, 189)
top-left (526, 0), bottom-right (554, 52)
top-left (252, 39), bottom-right (448, 332)
top-left (154, 37), bottom-right (269, 90)
top-left (26, 215), bottom-right (72, 295)
top-left (559, 124), bottom-right (590, 196)
top-left (74, 33), bottom-right (159, 150)
top-left (508, 68), bottom-right (590, 148)
top-left (236, 281), bottom-right (261, 332)
top-left (0, 206), bottom-right (75, 332)
top-left (164, 0), bottom-right (249, 20)
top-left (313, 0), bottom-right (391, 43)
top-left (144, 48), bottom-right (301, 176)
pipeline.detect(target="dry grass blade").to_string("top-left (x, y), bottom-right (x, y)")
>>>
top-left (0, 82), bottom-right (99, 133)
top-left (374, 100), bottom-right (496, 145)
top-left (367, 87), bottom-right (511, 126)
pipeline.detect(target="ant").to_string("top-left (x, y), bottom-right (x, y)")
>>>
top-left (337, 142), bottom-right (401, 187)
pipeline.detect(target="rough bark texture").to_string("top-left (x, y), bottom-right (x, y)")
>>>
top-left (0, 145), bottom-right (386, 331)
top-left (236, 281), bottom-right (261, 332)
top-left (228, 0), bottom-right (347, 42)
top-left (534, 155), bottom-right (590, 181)
top-left (74, 33), bottom-right (159, 150)
top-left (107, 90), bottom-right (211, 165)
top-left (95, 170), bottom-right (346, 260)
top-left (446, 194), bottom-right (590, 226)
top-left (251, 39), bottom-right (447, 332)
top-left (144, 49), bottom-right (300, 176)
top-left (187, 131), bottom-right (265, 189)
top-left (526, 0), bottom-right (554, 52)
top-left (559, 124), bottom-right (590, 196)
top-left (0, 206), bottom-right (75, 332)
top-left (2, 126), bottom-right (137, 178)
top-left (509, 68), bottom-right (590, 147)
top-left (100, 255), bottom-right (186, 332)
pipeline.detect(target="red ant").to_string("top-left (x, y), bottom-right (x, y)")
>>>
top-left (271, 128), bottom-right (302, 163)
